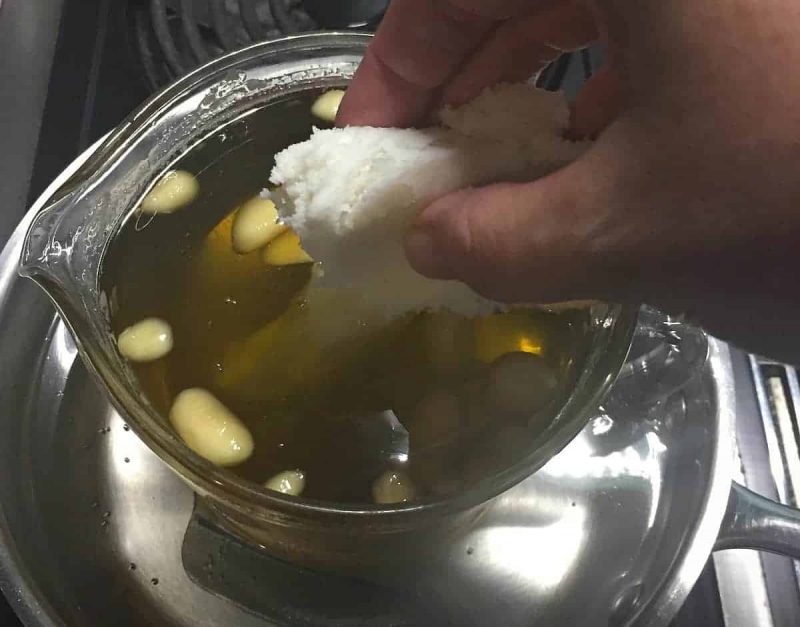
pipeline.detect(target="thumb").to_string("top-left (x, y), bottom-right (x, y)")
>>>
top-left (404, 135), bottom-right (641, 304)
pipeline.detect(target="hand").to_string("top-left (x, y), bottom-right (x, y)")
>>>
top-left (338, 0), bottom-right (800, 362)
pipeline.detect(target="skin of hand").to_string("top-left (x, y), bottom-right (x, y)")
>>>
top-left (337, 0), bottom-right (800, 363)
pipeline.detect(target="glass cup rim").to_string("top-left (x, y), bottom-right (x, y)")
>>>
top-left (20, 32), bottom-right (640, 524)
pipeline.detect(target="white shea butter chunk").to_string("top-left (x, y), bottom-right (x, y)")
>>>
top-left (270, 83), bottom-right (587, 317)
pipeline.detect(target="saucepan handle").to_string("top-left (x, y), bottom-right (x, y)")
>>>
top-left (714, 481), bottom-right (800, 559)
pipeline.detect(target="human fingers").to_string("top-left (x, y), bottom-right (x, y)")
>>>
top-left (402, 131), bottom-right (640, 303)
top-left (336, 0), bottom-right (577, 127)
top-left (440, 0), bottom-right (598, 107)
top-left (569, 67), bottom-right (623, 139)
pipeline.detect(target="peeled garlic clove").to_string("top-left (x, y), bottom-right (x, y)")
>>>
top-left (264, 469), bottom-right (306, 496)
top-left (422, 312), bottom-right (474, 375)
top-left (117, 317), bottom-right (174, 362)
top-left (310, 89), bottom-right (345, 122)
top-left (169, 388), bottom-right (254, 467)
top-left (372, 470), bottom-right (416, 504)
top-left (485, 351), bottom-right (558, 416)
top-left (405, 390), bottom-right (462, 449)
top-left (140, 170), bottom-right (199, 214)
top-left (462, 377), bottom-right (492, 430)
top-left (231, 196), bottom-right (288, 254)
top-left (261, 229), bottom-right (313, 266)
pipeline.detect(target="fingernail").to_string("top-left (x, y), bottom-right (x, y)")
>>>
top-left (404, 228), bottom-right (450, 279)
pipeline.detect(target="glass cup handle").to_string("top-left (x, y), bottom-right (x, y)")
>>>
top-left (606, 305), bottom-right (709, 410)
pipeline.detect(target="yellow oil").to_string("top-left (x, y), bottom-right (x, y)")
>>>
top-left (104, 93), bottom-right (590, 504)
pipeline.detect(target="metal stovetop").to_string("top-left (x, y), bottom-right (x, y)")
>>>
top-left (1, 1), bottom-right (798, 625)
